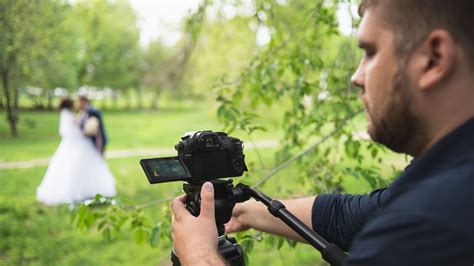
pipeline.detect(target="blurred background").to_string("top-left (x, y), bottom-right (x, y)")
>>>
top-left (0, 0), bottom-right (407, 265)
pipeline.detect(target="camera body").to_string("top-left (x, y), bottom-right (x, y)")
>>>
top-left (176, 131), bottom-right (247, 182)
top-left (140, 130), bottom-right (247, 184)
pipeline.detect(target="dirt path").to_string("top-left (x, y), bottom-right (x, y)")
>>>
top-left (0, 139), bottom-right (278, 170)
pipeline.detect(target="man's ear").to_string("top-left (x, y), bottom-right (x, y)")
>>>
top-left (414, 30), bottom-right (456, 91)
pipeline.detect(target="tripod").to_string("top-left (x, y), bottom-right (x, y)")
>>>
top-left (171, 180), bottom-right (347, 266)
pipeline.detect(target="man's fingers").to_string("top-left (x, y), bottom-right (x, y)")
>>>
top-left (225, 220), bottom-right (240, 233)
top-left (171, 195), bottom-right (188, 221)
top-left (224, 223), bottom-right (233, 233)
top-left (199, 182), bottom-right (215, 218)
top-left (172, 184), bottom-right (215, 220)
top-left (176, 194), bottom-right (186, 203)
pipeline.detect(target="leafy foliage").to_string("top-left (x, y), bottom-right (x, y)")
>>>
top-left (216, 0), bottom-right (371, 191)
top-left (70, 194), bottom-right (172, 247)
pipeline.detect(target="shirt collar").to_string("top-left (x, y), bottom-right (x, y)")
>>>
top-left (391, 117), bottom-right (474, 190)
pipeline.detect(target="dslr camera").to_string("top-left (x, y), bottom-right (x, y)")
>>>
top-left (140, 130), bottom-right (249, 265)
top-left (140, 130), bottom-right (248, 184)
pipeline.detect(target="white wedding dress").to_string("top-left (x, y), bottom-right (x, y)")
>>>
top-left (36, 109), bottom-right (116, 205)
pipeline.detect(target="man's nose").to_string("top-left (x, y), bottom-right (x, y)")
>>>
top-left (351, 63), bottom-right (365, 89)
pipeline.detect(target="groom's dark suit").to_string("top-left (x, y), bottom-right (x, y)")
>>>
top-left (80, 105), bottom-right (108, 154)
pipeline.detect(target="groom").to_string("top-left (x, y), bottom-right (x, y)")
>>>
top-left (78, 95), bottom-right (108, 155)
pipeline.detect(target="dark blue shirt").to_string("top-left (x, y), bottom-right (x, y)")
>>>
top-left (312, 118), bottom-right (474, 265)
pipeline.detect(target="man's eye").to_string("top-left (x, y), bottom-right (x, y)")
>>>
top-left (364, 49), bottom-right (375, 58)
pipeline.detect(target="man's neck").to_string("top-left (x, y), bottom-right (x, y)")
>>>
top-left (413, 106), bottom-right (474, 158)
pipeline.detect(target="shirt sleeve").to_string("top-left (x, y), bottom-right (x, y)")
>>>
top-left (346, 211), bottom-right (474, 266)
top-left (311, 188), bottom-right (389, 251)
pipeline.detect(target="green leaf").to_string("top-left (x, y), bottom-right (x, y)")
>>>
top-left (134, 228), bottom-right (148, 244)
top-left (240, 238), bottom-right (254, 254)
top-left (149, 225), bottom-right (161, 247)
top-left (102, 228), bottom-right (112, 241)
top-left (277, 237), bottom-right (284, 250)
top-left (286, 239), bottom-right (297, 248)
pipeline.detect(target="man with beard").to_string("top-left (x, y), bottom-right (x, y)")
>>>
top-left (170, 0), bottom-right (474, 265)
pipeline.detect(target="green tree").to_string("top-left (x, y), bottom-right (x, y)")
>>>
top-left (157, 1), bottom-right (209, 98)
top-left (185, 14), bottom-right (257, 97)
top-left (0, 0), bottom-right (78, 136)
top-left (139, 39), bottom-right (172, 109)
top-left (1, 0), bottom-right (37, 136)
top-left (28, 3), bottom-right (81, 110)
top-left (137, 0), bottom-right (209, 108)
top-left (75, 0), bottom-right (140, 108)
top-left (0, 88), bottom-right (3, 108)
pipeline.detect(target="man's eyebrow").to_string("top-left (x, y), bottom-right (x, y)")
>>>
top-left (357, 40), bottom-right (375, 50)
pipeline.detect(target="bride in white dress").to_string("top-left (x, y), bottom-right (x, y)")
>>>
top-left (36, 97), bottom-right (116, 205)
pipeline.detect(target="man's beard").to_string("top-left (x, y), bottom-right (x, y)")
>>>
top-left (366, 67), bottom-right (427, 156)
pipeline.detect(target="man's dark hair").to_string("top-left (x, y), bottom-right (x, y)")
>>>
top-left (79, 95), bottom-right (90, 102)
top-left (59, 97), bottom-right (74, 110)
top-left (359, 0), bottom-right (474, 64)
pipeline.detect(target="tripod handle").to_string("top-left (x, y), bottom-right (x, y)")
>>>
top-left (234, 183), bottom-right (347, 266)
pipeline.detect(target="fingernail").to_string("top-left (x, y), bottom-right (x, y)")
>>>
top-left (203, 182), bottom-right (213, 192)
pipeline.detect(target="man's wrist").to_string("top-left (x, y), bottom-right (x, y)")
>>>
top-left (245, 199), bottom-right (266, 229)
top-left (180, 251), bottom-right (226, 266)
top-left (240, 199), bottom-right (257, 228)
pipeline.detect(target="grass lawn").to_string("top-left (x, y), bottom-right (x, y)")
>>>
top-left (0, 105), bottom-right (407, 265)
top-left (1, 161), bottom-right (173, 266)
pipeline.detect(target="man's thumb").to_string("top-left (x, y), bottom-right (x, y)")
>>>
top-left (199, 182), bottom-right (215, 218)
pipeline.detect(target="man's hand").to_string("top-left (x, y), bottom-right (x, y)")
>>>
top-left (225, 201), bottom-right (252, 233)
top-left (171, 182), bottom-right (225, 266)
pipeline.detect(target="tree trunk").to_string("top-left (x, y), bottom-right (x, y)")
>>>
top-left (125, 89), bottom-right (132, 110)
top-left (107, 92), bottom-right (114, 110)
top-left (112, 92), bottom-right (119, 109)
top-left (13, 85), bottom-right (19, 112)
top-left (136, 87), bottom-right (143, 110)
top-left (100, 97), bottom-right (108, 111)
top-left (103, 95), bottom-right (110, 110)
top-left (47, 90), bottom-right (53, 110)
top-left (151, 90), bottom-right (159, 110)
top-left (2, 70), bottom-right (18, 137)
top-left (0, 92), bottom-right (4, 109)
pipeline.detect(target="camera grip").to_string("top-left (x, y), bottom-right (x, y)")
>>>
top-left (185, 193), bottom-right (201, 216)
